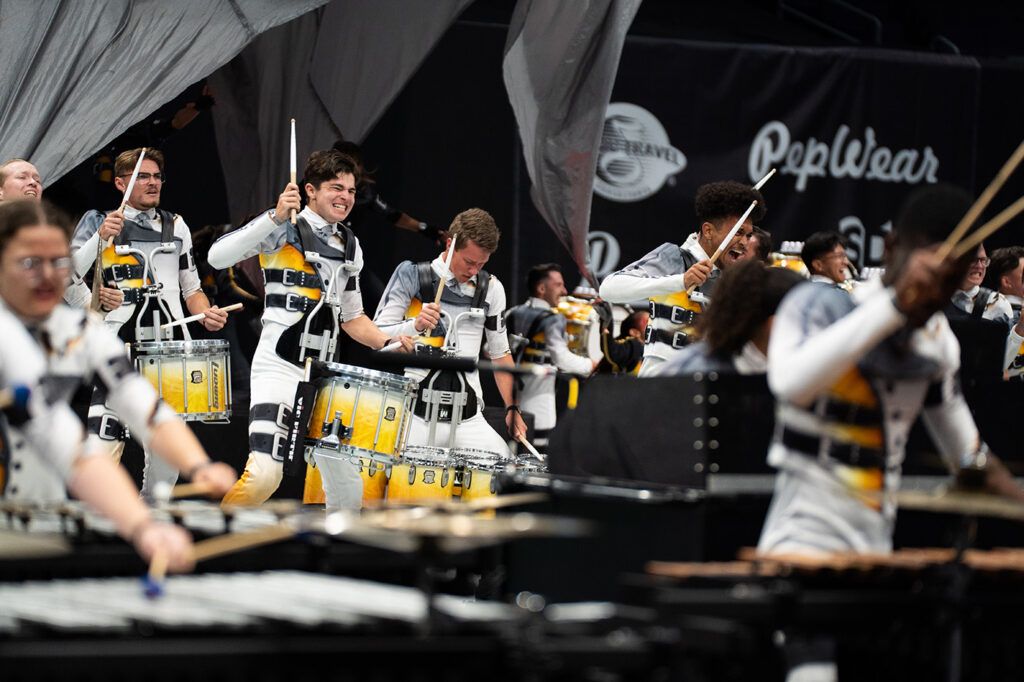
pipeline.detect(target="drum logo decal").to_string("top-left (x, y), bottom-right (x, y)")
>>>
top-left (422, 469), bottom-right (435, 485)
top-left (190, 370), bottom-right (203, 384)
top-left (384, 407), bottom-right (397, 421)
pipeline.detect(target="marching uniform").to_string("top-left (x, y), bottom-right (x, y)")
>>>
top-left (374, 257), bottom-right (510, 452)
top-left (0, 301), bottom-right (177, 502)
top-left (599, 233), bottom-right (718, 376)
top-left (505, 297), bottom-right (594, 433)
top-left (758, 280), bottom-right (981, 555)
top-left (70, 205), bottom-right (202, 496)
top-left (947, 285), bottom-right (1024, 375)
top-left (208, 206), bottom-right (366, 510)
top-left (653, 339), bottom-right (767, 376)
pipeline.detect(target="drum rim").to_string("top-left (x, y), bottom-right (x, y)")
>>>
top-left (395, 452), bottom-right (458, 467)
top-left (133, 339), bottom-right (230, 352)
top-left (318, 361), bottom-right (418, 392)
top-left (309, 443), bottom-right (398, 464)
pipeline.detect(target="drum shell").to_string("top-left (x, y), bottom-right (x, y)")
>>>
top-left (388, 446), bottom-right (458, 503)
top-left (133, 340), bottom-right (232, 422)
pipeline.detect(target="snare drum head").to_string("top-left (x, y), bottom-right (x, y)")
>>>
top-left (133, 339), bottom-right (230, 355)
top-left (453, 448), bottom-right (506, 470)
top-left (514, 456), bottom-right (547, 473)
top-left (398, 445), bottom-right (453, 467)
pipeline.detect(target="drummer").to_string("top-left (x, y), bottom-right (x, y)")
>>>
top-left (207, 150), bottom-right (412, 510)
top-left (505, 263), bottom-right (599, 444)
top-left (0, 158), bottom-right (123, 311)
top-left (599, 180), bottom-right (764, 376)
top-left (0, 200), bottom-right (232, 571)
top-left (69, 148), bottom-right (229, 496)
top-left (758, 184), bottom-right (1024, 561)
top-left (374, 208), bottom-right (527, 450)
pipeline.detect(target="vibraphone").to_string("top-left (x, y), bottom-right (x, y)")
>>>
top-left (638, 548), bottom-right (1024, 682)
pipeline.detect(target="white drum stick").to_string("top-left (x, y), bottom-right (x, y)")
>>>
top-left (685, 200), bottom-right (759, 294)
top-left (433, 235), bottom-right (458, 306)
top-left (381, 339), bottom-right (403, 353)
top-left (289, 118), bottom-right (298, 225)
top-left (516, 435), bottom-right (545, 461)
top-left (752, 167), bottom-right (776, 191)
top-left (92, 149), bottom-right (148, 311)
top-left (160, 302), bottom-right (243, 330)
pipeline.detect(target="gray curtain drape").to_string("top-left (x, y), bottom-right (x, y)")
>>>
top-left (0, 0), bottom-right (327, 184)
top-left (211, 0), bottom-right (473, 224)
top-left (503, 0), bottom-right (641, 286)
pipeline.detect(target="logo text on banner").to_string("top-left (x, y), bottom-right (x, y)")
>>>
top-left (595, 102), bottom-right (686, 202)
top-left (748, 121), bottom-right (940, 192)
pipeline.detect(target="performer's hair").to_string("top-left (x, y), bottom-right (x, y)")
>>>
top-left (619, 309), bottom-right (648, 338)
top-left (699, 260), bottom-right (803, 358)
top-left (893, 183), bottom-right (972, 247)
top-left (303, 149), bottom-right (362, 189)
top-left (801, 231), bottom-right (846, 273)
top-left (751, 226), bottom-right (772, 263)
top-left (985, 245), bottom-right (1024, 290)
top-left (527, 263), bottom-right (561, 296)
top-left (695, 180), bottom-right (765, 225)
top-left (0, 199), bottom-right (71, 253)
top-left (114, 148), bottom-right (165, 176)
top-left (0, 158), bottom-right (31, 185)
top-left (448, 208), bottom-right (500, 253)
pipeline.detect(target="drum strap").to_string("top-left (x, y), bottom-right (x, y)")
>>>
top-left (265, 293), bottom-right (319, 314)
top-left (645, 326), bottom-right (694, 349)
top-left (249, 403), bottom-right (293, 429)
top-left (650, 301), bottom-right (699, 327)
top-left (780, 426), bottom-right (886, 472)
top-left (87, 415), bottom-right (126, 441)
top-left (250, 432), bottom-right (287, 461)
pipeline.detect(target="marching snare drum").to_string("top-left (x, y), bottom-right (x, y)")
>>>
top-left (304, 363), bottom-right (417, 506)
top-left (388, 446), bottom-right (458, 503)
top-left (134, 340), bottom-right (232, 422)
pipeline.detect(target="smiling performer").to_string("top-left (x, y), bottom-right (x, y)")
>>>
top-left (70, 148), bottom-right (227, 497)
top-left (208, 149), bottom-right (410, 509)
top-left (0, 199), bottom-right (235, 506)
top-left (600, 181), bottom-right (765, 376)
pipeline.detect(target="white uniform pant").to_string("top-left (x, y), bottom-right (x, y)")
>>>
top-left (221, 347), bottom-right (362, 511)
top-left (407, 411), bottom-right (510, 454)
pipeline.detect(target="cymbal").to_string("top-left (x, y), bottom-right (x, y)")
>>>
top-left (0, 530), bottom-right (69, 560)
top-left (311, 508), bottom-right (591, 553)
top-left (897, 489), bottom-right (1024, 522)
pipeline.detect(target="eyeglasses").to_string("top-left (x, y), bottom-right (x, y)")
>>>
top-left (973, 257), bottom-right (991, 266)
top-left (117, 172), bottom-right (165, 183)
top-left (14, 256), bottom-right (71, 277)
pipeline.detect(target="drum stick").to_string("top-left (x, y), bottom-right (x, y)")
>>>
top-left (937, 138), bottom-right (1024, 261)
top-left (381, 339), bottom-right (404, 353)
top-left (289, 118), bottom-right (298, 225)
top-left (752, 167), bottom-right (776, 191)
top-left (143, 549), bottom-right (169, 598)
top-left (516, 435), bottom-right (544, 460)
top-left (190, 523), bottom-right (296, 563)
top-left (0, 385), bottom-right (29, 410)
top-left (951, 194), bottom-right (1024, 259)
top-left (91, 149), bottom-right (148, 311)
top-left (686, 200), bottom-right (758, 294)
top-left (160, 302), bottom-right (243, 330)
top-left (433, 235), bottom-right (458, 306)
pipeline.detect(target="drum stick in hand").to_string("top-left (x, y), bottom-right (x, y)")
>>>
top-left (516, 434), bottom-right (545, 461)
top-left (160, 302), bottom-right (243, 330)
top-left (686, 200), bottom-right (758, 294)
top-left (434, 235), bottom-right (458, 305)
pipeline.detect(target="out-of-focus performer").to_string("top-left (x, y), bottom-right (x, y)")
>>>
top-left (0, 158), bottom-right (122, 311)
top-left (801, 231), bottom-right (852, 288)
top-left (655, 260), bottom-right (803, 375)
top-left (599, 181), bottom-right (764, 376)
top-left (505, 264), bottom-right (600, 441)
top-left (69, 149), bottom-right (228, 496)
top-left (208, 150), bottom-right (410, 509)
top-left (946, 242), bottom-right (1024, 374)
top-left (0, 201), bottom-right (230, 571)
top-left (374, 208), bottom-right (526, 449)
top-left (597, 308), bottom-right (649, 375)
